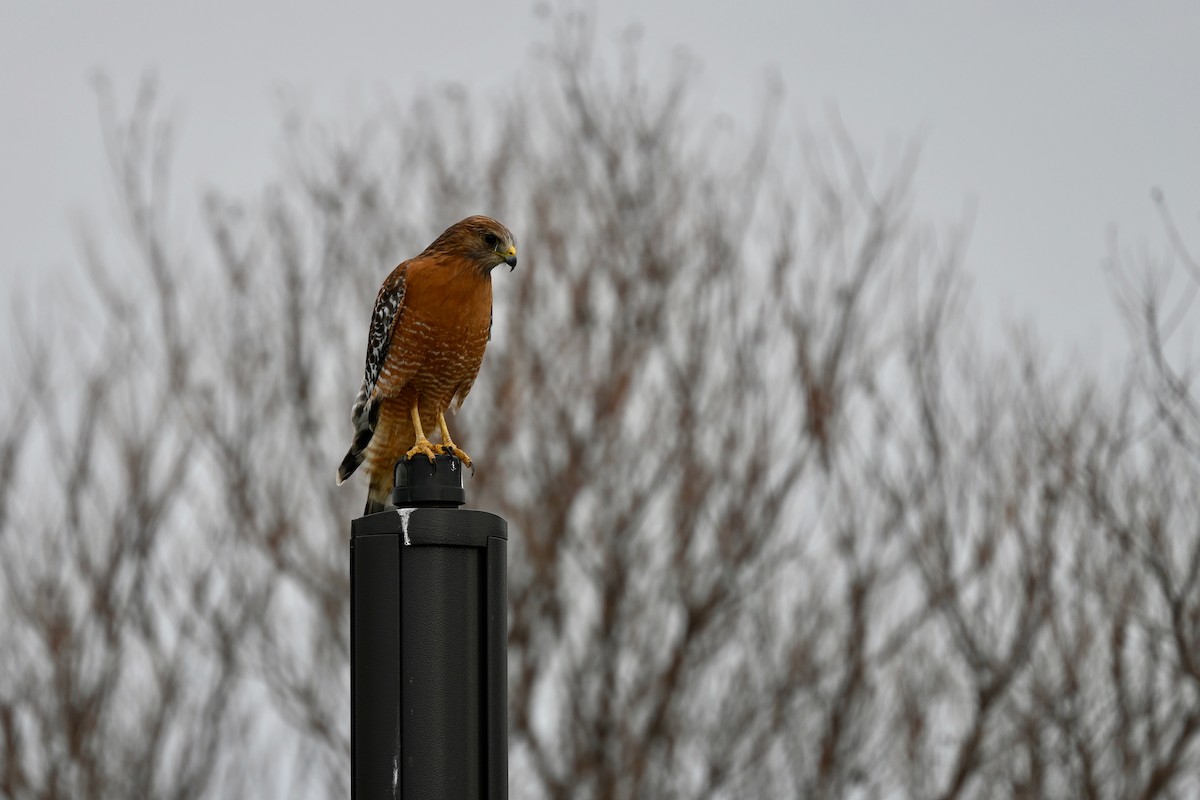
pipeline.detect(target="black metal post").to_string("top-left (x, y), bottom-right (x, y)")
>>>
top-left (351, 454), bottom-right (507, 799)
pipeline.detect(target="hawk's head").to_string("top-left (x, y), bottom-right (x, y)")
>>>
top-left (428, 215), bottom-right (517, 273)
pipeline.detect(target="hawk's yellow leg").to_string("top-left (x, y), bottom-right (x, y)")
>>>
top-left (404, 400), bottom-right (437, 463)
top-left (434, 410), bottom-right (474, 470)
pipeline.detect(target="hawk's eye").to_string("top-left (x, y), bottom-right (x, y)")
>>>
top-left (483, 232), bottom-right (500, 248)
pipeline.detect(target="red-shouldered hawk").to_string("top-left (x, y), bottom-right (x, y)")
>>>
top-left (336, 215), bottom-right (516, 514)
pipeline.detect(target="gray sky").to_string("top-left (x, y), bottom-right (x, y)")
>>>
top-left (4, 1), bottom-right (1199, 371)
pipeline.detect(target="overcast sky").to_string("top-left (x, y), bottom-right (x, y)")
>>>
top-left (4, 1), bottom-right (1199, 372)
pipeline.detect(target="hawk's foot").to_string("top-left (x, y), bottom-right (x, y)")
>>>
top-left (433, 443), bottom-right (474, 472)
top-left (405, 437), bottom-right (437, 463)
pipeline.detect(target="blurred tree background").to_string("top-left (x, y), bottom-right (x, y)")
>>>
top-left (3, 10), bottom-right (1200, 799)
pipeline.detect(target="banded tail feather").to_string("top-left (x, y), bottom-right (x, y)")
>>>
top-left (335, 394), bottom-right (380, 485)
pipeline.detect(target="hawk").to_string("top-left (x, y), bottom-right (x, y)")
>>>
top-left (336, 215), bottom-right (517, 514)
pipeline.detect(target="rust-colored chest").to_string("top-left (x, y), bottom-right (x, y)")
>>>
top-left (390, 259), bottom-right (492, 406)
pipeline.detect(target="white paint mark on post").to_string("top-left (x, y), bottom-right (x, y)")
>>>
top-left (397, 507), bottom-right (415, 546)
top-left (392, 745), bottom-right (400, 797)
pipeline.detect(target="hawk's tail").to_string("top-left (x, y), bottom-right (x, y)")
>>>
top-left (340, 437), bottom-right (391, 516)
top-left (363, 470), bottom-right (392, 516)
top-left (335, 426), bottom-right (373, 485)
top-left (335, 396), bottom-right (381, 486)
top-left (338, 394), bottom-right (399, 516)
top-left (340, 432), bottom-right (392, 516)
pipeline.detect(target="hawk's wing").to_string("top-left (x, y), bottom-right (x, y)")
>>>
top-left (336, 263), bottom-right (410, 485)
top-left (354, 265), bottom-right (408, 424)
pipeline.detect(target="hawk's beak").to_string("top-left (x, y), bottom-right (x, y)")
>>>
top-left (504, 245), bottom-right (517, 271)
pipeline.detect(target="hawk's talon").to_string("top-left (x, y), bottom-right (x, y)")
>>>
top-left (438, 444), bottom-right (474, 472)
top-left (435, 409), bottom-right (474, 474)
top-left (405, 437), bottom-right (437, 463)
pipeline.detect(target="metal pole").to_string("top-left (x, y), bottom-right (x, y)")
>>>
top-left (351, 454), bottom-right (507, 799)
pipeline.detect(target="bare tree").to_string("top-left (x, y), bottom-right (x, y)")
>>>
top-left (0, 78), bottom-right (252, 799)
top-left (3, 10), bottom-right (1200, 799)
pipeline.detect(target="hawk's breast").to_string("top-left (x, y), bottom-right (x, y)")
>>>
top-left (397, 261), bottom-right (493, 410)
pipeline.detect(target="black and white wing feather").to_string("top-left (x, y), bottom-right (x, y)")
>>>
top-left (335, 265), bottom-right (407, 485)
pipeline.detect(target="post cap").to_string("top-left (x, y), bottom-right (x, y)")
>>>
top-left (392, 453), bottom-right (466, 508)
